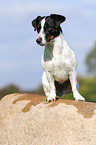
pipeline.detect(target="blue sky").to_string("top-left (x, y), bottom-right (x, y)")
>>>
top-left (0, 0), bottom-right (96, 90)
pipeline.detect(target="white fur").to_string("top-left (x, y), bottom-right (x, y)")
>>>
top-left (36, 18), bottom-right (46, 45)
top-left (41, 33), bottom-right (85, 101)
top-left (37, 18), bottom-right (85, 101)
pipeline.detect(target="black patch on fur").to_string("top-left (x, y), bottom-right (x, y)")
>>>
top-left (44, 14), bottom-right (66, 42)
top-left (55, 79), bottom-right (72, 97)
top-left (50, 14), bottom-right (66, 28)
top-left (32, 14), bottom-right (66, 42)
top-left (32, 16), bottom-right (45, 31)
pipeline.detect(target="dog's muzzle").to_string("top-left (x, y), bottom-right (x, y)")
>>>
top-left (36, 37), bottom-right (42, 44)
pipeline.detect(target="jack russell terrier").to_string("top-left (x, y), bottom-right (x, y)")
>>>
top-left (32, 14), bottom-right (85, 102)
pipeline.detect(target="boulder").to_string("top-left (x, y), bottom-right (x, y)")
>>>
top-left (0, 93), bottom-right (96, 145)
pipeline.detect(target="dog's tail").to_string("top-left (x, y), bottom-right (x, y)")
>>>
top-left (55, 79), bottom-right (79, 97)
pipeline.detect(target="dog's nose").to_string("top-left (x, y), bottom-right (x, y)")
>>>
top-left (36, 37), bottom-right (42, 44)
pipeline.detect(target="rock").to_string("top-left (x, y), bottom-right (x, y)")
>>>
top-left (0, 93), bottom-right (96, 145)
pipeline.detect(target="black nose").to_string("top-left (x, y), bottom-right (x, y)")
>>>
top-left (36, 37), bottom-right (42, 44)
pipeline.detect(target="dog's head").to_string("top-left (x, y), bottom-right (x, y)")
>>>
top-left (32, 14), bottom-right (66, 46)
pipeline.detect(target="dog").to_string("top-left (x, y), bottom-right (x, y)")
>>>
top-left (32, 14), bottom-right (85, 102)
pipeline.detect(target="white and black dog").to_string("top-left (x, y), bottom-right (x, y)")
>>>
top-left (32, 14), bottom-right (85, 102)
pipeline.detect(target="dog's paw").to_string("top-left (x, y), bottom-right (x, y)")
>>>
top-left (75, 97), bottom-right (85, 101)
top-left (74, 94), bottom-right (85, 101)
top-left (46, 98), bottom-right (56, 102)
top-left (46, 92), bottom-right (56, 102)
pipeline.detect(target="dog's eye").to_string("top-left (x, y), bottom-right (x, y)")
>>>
top-left (37, 25), bottom-right (41, 30)
top-left (37, 25), bottom-right (41, 33)
top-left (45, 24), bottom-right (50, 28)
top-left (45, 25), bottom-right (47, 28)
top-left (44, 25), bottom-right (51, 30)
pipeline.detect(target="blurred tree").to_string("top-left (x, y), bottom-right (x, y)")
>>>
top-left (0, 84), bottom-right (45, 100)
top-left (0, 84), bottom-right (21, 100)
top-left (85, 42), bottom-right (96, 75)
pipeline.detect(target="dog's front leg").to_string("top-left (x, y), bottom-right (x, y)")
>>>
top-left (42, 71), bottom-right (56, 102)
top-left (69, 70), bottom-right (85, 101)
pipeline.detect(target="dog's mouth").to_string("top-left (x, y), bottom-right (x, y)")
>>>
top-left (36, 37), bottom-right (45, 46)
top-left (39, 43), bottom-right (45, 46)
top-left (36, 35), bottom-right (54, 46)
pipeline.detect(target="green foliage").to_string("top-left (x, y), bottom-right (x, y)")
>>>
top-left (0, 77), bottom-right (96, 103)
top-left (85, 42), bottom-right (96, 75)
top-left (60, 77), bottom-right (96, 103)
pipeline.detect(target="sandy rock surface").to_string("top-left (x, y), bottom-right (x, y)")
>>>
top-left (0, 93), bottom-right (96, 145)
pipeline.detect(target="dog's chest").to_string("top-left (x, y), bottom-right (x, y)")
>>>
top-left (41, 34), bottom-right (77, 82)
top-left (42, 55), bottom-right (70, 82)
top-left (41, 43), bottom-right (71, 81)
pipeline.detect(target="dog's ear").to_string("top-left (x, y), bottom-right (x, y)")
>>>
top-left (50, 14), bottom-right (66, 28)
top-left (32, 16), bottom-right (42, 31)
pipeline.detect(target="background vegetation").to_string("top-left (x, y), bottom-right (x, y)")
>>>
top-left (0, 76), bottom-right (96, 103)
top-left (85, 42), bottom-right (96, 75)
